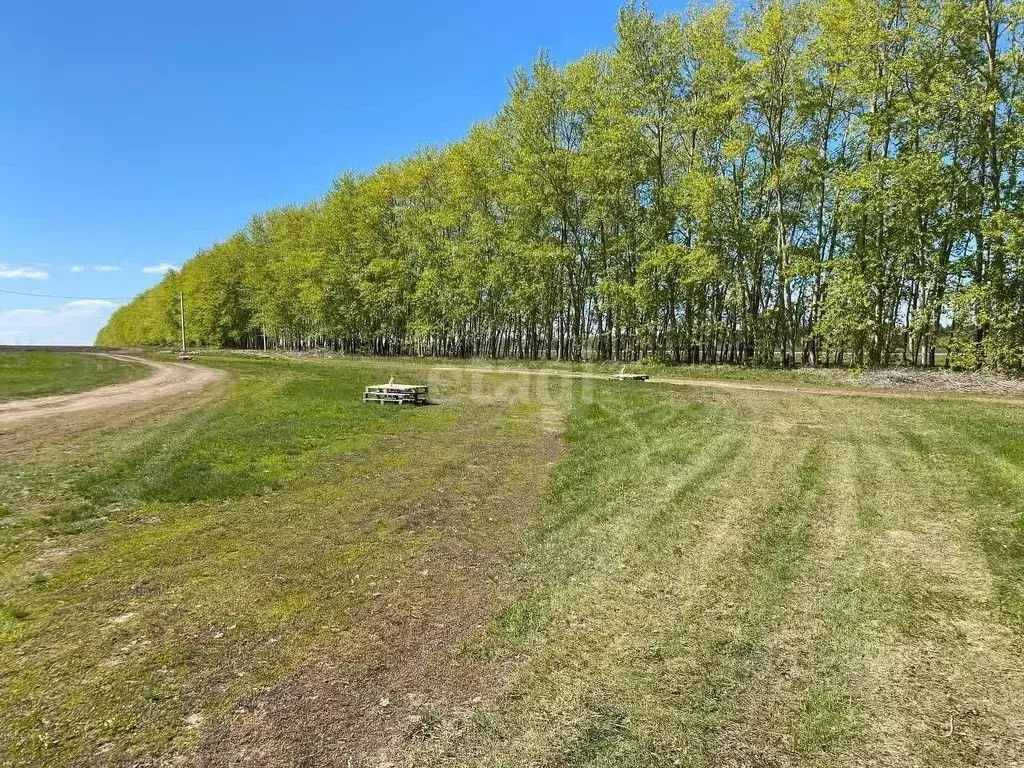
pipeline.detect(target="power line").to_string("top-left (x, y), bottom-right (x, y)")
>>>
top-left (0, 287), bottom-right (133, 301)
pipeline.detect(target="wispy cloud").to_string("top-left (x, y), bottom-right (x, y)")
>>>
top-left (142, 263), bottom-right (178, 275)
top-left (0, 265), bottom-right (49, 280)
top-left (70, 264), bottom-right (123, 274)
top-left (0, 299), bottom-right (119, 345)
top-left (64, 299), bottom-right (118, 311)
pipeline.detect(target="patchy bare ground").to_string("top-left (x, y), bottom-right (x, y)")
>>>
top-left (192, 403), bottom-right (561, 768)
top-left (858, 367), bottom-right (1024, 395)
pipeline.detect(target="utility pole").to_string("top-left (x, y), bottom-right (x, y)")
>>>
top-left (179, 292), bottom-right (186, 355)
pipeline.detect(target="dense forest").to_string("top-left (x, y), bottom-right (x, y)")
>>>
top-left (98, 0), bottom-right (1024, 369)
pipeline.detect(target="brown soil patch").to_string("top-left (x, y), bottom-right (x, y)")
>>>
top-left (191, 413), bottom-right (562, 768)
top-left (859, 368), bottom-right (1024, 395)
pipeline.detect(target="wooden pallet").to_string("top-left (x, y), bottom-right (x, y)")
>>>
top-left (363, 383), bottom-right (428, 405)
top-left (608, 372), bottom-right (649, 381)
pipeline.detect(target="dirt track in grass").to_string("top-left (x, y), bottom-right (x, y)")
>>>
top-left (0, 355), bottom-right (225, 426)
top-left (429, 365), bottom-right (1024, 407)
top-left (192, 390), bottom-right (562, 768)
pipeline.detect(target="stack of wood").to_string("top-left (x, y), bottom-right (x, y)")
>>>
top-left (608, 367), bottom-right (649, 381)
top-left (363, 379), bottom-right (429, 405)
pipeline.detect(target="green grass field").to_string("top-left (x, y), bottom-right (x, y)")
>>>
top-left (0, 350), bottom-right (148, 401)
top-left (1, 354), bottom-right (1022, 767)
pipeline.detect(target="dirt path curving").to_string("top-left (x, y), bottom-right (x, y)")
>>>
top-left (0, 354), bottom-right (226, 426)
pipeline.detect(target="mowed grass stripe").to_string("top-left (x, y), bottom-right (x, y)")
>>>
top-left (417, 387), bottom-right (848, 767)
top-left (651, 423), bottom-right (832, 766)
top-left (900, 404), bottom-right (1024, 764)
top-left (719, 398), bottom-right (918, 767)
top-left (824, 401), bottom-right (1024, 767)
top-left (412, 385), bottom-right (1024, 768)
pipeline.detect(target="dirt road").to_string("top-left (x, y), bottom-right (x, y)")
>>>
top-left (0, 354), bottom-right (225, 425)
top-left (430, 365), bottom-right (1024, 407)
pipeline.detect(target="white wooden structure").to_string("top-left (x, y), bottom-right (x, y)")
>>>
top-left (608, 367), bottom-right (649, 381)
top-left (363, 379), bottom-right (428, 405)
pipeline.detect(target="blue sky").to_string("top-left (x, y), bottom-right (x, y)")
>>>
top-left (0, 0), bottom-right (679, 345)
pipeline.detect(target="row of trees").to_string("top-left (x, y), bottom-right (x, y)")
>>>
top-left (99, 0), bottom-right (1024, 368)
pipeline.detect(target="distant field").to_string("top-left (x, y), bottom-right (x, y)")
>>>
top-left (1, 354), bottom-right (1022, 767)
top-left (0, 350), bottom-right (148, 401)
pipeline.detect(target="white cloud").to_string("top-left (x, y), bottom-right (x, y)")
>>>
top-left (63, 299), bottom-right (117, 311)
top-left (70, 264), bottom-right (123, 274)
top-left (0, 265), bottom-right (49, 280)
top-left (0, 299), bottom-right (119, 346)
top-left (142, 262), bottom-right (178, 275)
